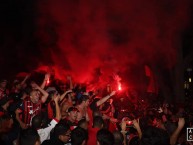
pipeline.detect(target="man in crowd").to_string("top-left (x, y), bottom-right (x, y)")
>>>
top-left (32, 93), bottom-right (61, 143)
top-left (71, 127), bottom-right (88, 145)
top-left (63, 106), bottom-right (79, 130)
top-left (97, 129), bottom-right (114, 145)
top-left (41, 123), bottom-right (71, 145)
top-left (87, 116), bottom-right (104, 145)
top-left (76, 95), bottom-right (90, 122)
top-left (19, 128), bottom-right (40, 145)
top-left (16, 82), bottom-right (48, 128)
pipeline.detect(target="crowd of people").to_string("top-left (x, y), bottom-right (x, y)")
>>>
top-left (0, 72), bottom-right (193, 145)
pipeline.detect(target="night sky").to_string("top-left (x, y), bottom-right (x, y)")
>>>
top-left (1, 0), bottom-right (193, 98)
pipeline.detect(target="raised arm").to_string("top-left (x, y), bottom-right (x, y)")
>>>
top-left (20, 74), bottom-right (30, 86)
top-left (53, 94), bottom-right (61, 121)
top-left (96, 91), bottom-right (116, 107)
top-left (120, 120), bottom-right (127, 145)
top-left (170, 118), bottom-right (185, 145)
top-left (59, 90), bottom-right (72, 101)
top-left (67, 75), bottom-right (73, 90)
top-left (31, 82), bottom-right (49, 103)
top-left (133, 119), bottom-right (142, 139)
top-left (40, 73), bottom-right (50, 89)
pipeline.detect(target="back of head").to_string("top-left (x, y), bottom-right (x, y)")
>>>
top-left (97, 129), bottom-right (114, 145)
top-left (129, 136), bottom-right (140, 145)
top-left (71, 127), bottom-right (88, 145)
top-left (140, 126), bottom-right (170, 145)
top-left (0, 114), bottom-right (12, 134)
top-left (78, 118), bottom-right (88, 130)
top-left (51, 122), bottom-right (70, 140)
top-left (32, 114), bottom-right (43, 129)
top-left (19, 128), bottom-right (40, 145)
top-left (113, 131), bottom-right (124, 145)
top-left (93, 116), bottom-right (104, 128)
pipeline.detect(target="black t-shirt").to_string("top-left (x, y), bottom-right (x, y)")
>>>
top-left (90, 98), bottom-right (100, 111)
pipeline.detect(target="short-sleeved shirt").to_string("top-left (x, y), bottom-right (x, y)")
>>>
top-left (21, 97), bottom-right (42, 126)
top-left (87, 127), bottom-right (100, 145)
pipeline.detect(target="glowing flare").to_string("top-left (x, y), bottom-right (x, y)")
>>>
top-left (118, 83), bottom-right (122, 91)
top-left (46, 78), bottom-right (50, 85)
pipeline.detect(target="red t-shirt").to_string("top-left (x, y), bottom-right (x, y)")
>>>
top-left (87, 127), bottom-right (100, 145)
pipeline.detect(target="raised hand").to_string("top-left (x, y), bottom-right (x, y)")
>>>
top-left (120, 120), bottom-right (127, 131)
top-left (45, 73), bottom-right (50, 80)
top-left (53, 93), bottom-right (60, 102)
top-left (110, 91), bottom-right (116, 97)
top-left (133, 119), bottom-right (140, 129)
top-left (66, 75), bottom-right (72, 80)
top-left (178, 118), bottom-right (185, 129)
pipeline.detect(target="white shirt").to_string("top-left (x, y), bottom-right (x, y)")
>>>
top-left (37, 119), bottom-right (58, 143)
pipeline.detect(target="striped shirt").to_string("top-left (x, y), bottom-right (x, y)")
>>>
top-left (22, 97), bottom-right (42, 126)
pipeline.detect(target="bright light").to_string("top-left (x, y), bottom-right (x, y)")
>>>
top-left (46, 78), bottom-right (50, 85)
top-left (189, 78), bottom-right (192, 83)
top-left (118, 83), bottom-right (122, 91)
top-left (113, 74), bottom-right (122, 91)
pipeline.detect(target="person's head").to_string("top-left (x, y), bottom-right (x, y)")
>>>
top-left (13, 81), bottom-right (22, 91)
top-left (0, 80), bottom-right (7, 90)
top-left (113, 131), bottom-right (124, 145)
top-left (71, 127), bottom-right (88, 145)
top-left (19, 128), bottom-right (40, 145)
top-left (66, 91), bottom-right (75, 100)
top-left (46, 87), bottom-right (58, 100)
top-left (109, 99), bottom-right (113, 104)
top-left (78, 118), bottom-right (88, 130)
top-left (52, 123), bottom-right (71, 143)
top-left (67, 106), bottom-right (79, 122)
top-left (65, 91), bottom-right (76, 105)
top-left (152, 114), bottom-right (163, 127)
top-left (79, 95), bottom-right (89, 107)
top-left (97, 129), bottom-right (114, 145)
top-left (0, 114), bottom-right (13, 134)
top-left (30, 90), bottom-right (40, 103)
top-left (93, 116), bottom-right (104, 128)
top-left (61, 102), bottom-right (71, 119)
top-left (32, 114), bottom-right (43, 129)
top-left (140, 126), bottom-right (170, 145)
top-left (129, 136), bottom-right (140, 145)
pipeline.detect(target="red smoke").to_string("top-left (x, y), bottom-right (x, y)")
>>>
top-left (34, 0), bottom-right (191, 92)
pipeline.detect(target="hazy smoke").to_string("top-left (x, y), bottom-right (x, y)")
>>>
top-left (33, 0), bottom-right (191, 92)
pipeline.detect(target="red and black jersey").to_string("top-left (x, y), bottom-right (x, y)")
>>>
top-left (21, 97), bottom-right (42, 126)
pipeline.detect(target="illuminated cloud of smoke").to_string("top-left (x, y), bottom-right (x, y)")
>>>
top-left (35, 0), bottom-right (191, 91)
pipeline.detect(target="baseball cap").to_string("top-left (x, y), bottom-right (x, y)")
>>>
top-left (67, 107), bottom-right (79, 113)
